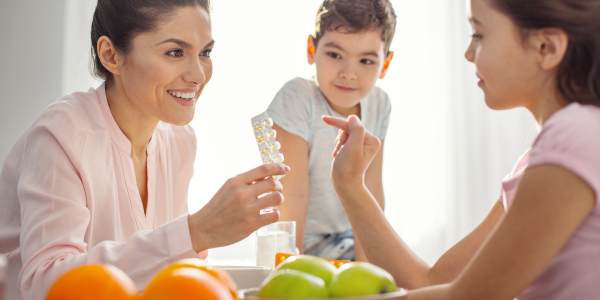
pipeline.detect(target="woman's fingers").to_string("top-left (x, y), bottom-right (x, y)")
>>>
top-left (249, 177), bottom-right (283, 197)
top-left (257, 209), bottom-right (281, 228)
top-left (255, 191), bottom-right (285, 210)
top-left (188, 163), bottom-right (289, 252)
top-left (238, 163), bottom-right (289, 184)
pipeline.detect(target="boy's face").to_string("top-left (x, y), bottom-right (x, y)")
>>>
top-left (312, 29), bottom-right (387, 113)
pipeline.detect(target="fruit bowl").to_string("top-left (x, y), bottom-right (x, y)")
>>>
top-left (218, 266), bottom-right (273, 289)
top-left (238, 288), bottom-right (408, 300)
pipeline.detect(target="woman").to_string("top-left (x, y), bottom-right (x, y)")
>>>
top-left (0, 0), bottom-right (287, 299)
top-left (324, 0), bottom-right (600, 299)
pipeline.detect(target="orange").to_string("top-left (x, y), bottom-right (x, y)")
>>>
top-left (46, 264), bottom-right (139, 300)
top-left (159, 258), bottom-right (239, 299)
top-left (142, 267), bottom-right (234, 300)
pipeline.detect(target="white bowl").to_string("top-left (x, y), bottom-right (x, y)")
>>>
top-left (239, 288), bottom-right (408, 300)
top-left (218, 266), bottom-right (273, 290)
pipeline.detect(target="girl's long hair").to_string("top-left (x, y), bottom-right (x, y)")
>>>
top-left (489, 0), bottom-right (600, 106)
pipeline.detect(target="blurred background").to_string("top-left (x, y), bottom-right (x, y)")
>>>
top-left (0, 0), bottom-right (536, 265)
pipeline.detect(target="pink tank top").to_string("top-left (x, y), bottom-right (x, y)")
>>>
top-left (501, 103), bottom-right (600, 300)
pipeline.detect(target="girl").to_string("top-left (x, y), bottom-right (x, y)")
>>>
top-left (0, 1), bottom-right (287, 299)
top-left (323, 0), bottom-right (600, 298)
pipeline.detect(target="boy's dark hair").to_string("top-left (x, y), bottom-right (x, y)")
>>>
top-left (314, 0), bottom-right (397, 55)
top-left (91, 0), bottom-right (211, 81)
top-left (489, 0), bottom-right (600, 106)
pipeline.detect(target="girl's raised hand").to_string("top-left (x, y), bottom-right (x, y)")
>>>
top-left (187, 163), bottom-right (289, 253)
top-left (322, 115), bottom-right (381, 191)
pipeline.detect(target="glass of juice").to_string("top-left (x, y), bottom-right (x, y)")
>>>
top-left (255, 221), bottom-right (296, 269)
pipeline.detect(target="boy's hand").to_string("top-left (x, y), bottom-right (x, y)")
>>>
top-left (322, 115), bottom-right (381, 191)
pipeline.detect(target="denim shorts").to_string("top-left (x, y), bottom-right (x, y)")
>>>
top-left (304, 230), bottom-right (355, 261)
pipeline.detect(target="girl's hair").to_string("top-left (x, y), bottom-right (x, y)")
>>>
top-left (489, 0), bottom-right (600, 106)
top-left (314, 0), bottom-right (397, 56)
top-left (90, 0), bottom-right (211, 81)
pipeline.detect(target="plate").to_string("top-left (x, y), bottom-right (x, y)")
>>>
top-left (238, 288), bottom-right (408, 300)
top-left (218, 266), bottom-right (273, 290)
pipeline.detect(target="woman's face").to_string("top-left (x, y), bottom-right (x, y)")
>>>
top-left (465, 0), bottom-right (541, 111)
top-left (117, 6), bottom-right (213, 126)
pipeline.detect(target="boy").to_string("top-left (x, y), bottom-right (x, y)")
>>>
top-left (267, 0), bottom-right (396, 261)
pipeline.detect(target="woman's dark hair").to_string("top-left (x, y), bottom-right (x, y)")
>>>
top-left (91, 0), bottom-right (211, 81)
top-left (488, 0), bottom-right (600, 106)
top-left (314, 0), bottom-right (397, 56)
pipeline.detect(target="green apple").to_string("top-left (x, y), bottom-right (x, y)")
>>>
top-left (275, 255), bottom-right (338, 286)
top-left (329, 262), bottom-right (397, 297)
top-left (258, 269), bottom-right (329, 299)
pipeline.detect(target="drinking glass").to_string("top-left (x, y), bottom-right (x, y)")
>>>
top-left (255, 221), bottom-right (296, 269)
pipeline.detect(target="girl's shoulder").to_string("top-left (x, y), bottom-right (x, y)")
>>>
top-left (529, 103), bottom-right (600, 199)
top-left (535, 103), bottom-right (600, 148)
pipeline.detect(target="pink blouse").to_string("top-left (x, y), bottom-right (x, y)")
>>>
top-left (0, 83), bottom-right (203, 300)
top-left (501, 103), bottom-right (600, 299)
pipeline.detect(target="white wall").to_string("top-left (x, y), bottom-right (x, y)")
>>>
top-left (379, 0), bottom-right (536, 263)
top-left (194, 0), bottom-right (537, 265)
top-left (188, 0), bottom-right (325, 265)
top-left (0, 0), bottom-right (66, 163)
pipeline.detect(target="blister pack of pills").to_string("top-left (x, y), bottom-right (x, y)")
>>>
top-left (251, 112), bottom-right (285, 180)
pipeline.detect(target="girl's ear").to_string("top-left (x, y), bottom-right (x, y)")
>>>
top-left (379, 51), bottom-right (394, 79)
top-left (97, 36), bottom-right (121, 76)
top-left (534, 28), bottom-right (568, 71)
top-left (307, 35), bottom-right (316, 65)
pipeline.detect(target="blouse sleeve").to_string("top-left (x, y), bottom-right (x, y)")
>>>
top-left (17, 120), bottom-right (198, 299)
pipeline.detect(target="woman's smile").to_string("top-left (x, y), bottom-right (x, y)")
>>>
top-left (167, 88), bottom-right (198, 107)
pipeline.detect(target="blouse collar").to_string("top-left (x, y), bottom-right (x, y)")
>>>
top-left (97, 82), bottom-right (158, 155)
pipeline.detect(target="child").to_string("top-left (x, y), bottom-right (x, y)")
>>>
top-left (323, 0), bottom-right (600, 298)
top-left (267, 0), bottom-right (396, 261)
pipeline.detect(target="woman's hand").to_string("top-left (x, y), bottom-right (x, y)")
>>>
top-left (187, 163), bottom-right (289, 253)
top-left (322, 115), bottom-right (381, 192)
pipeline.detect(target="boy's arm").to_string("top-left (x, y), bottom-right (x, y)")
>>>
top-left (355, 140), bottom-right (386, 262)
top-left (272, 123), bottom-right (311, 253)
